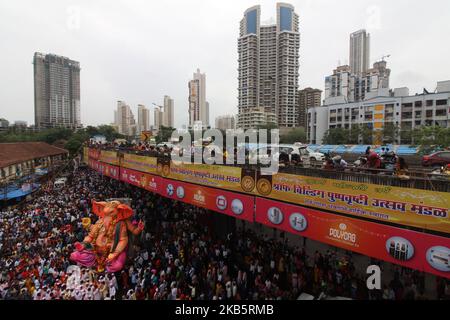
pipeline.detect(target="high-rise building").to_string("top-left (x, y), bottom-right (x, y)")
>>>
top-left (324, 31), bottom-right (390, 105)
top-left (115, 101), bottom-right (136, 136)
top-left (188, 69), bottom-right (209, 128)
top-left (350, 29), bottom-right (370, 75)
top-left (163, 96), bottom-right (175, 128)
top-left (298, 88), bottom-right (322, 128)
top-left (154, 107), bottom-right (163, 131)
top-left (33, 52), bottom-right (81, 129)
top-left (137, 104), bottom-right (150, 134)
top-left (238, 3), bottom-right (300, 128)
top-left (205, 102), bottom-right (210, 127)
top-left (215, 115), bottom-right (236, 131)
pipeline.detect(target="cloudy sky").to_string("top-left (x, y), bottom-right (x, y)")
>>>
top-left (1, 0), bottom-right (449, 128)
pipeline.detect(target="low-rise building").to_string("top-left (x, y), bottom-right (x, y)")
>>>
top-left (215, 115), bottom-right (236, 131)
top-left (0, 142), bottom-right (68, 183)
top-left (308, 81), bottom-right (450, 144)
top-left (237, 107), bottom-right (277, 129)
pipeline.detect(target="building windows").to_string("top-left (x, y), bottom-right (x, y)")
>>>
top-left (426, 100), bottom-right (434, 107)
top-left (246, 9), bottom-right (258, 34)
top-left (414, 101), bottom-right (422, 107)
top-left (436, 99), bottom-right (448, 106)
top-left (279, 6), bottom-right (293, 31)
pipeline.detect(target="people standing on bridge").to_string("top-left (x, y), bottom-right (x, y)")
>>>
top-left (395, 157), bottom-right (410, 180)
top-left (332, 156), bottom-right (348, 171)
top-left (367, 151), bottom-right (382, 173)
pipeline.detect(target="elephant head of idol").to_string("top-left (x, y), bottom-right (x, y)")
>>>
top-left (91, 200), bottom-right (133, 221)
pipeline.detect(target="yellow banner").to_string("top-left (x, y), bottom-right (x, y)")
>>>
top-left (99, 150), bottom-right (119, 166)
top-left (87, 149), bottom-right (450, 233)
top-left (166, 161), bottom-right (450, 233)
top-left (83, 147), bottom-right (89, 164)
top-left (255, 173), bottom-right (450, 234)
top-left (168, 161), bottom-right (243, 189)
top-left (122, 154), bottom-right (158, 174)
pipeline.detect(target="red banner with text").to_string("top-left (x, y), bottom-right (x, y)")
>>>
top-left (159, 178), bottom-right (254, 222)
top-left (255, 198), bottom-right (450, 279)
top-left (120, 168), bottom-right (162, 194)
top-left (101, 163), bottom-right (120, 180)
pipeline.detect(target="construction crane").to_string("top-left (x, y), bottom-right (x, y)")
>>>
top-left (378, 54), bottom-right (391, 62)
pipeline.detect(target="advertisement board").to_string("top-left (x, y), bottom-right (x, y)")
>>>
top-left (88, 148), bottom-right (101, 160)
top-left (256, 198), bottom-right (450, 279)
top-left (102, 163), bottom-right (120, 180)
top-left (83, 147), bottom-right (89, 164)
top-left (159, 178), bottom-right (254, 222)
top-left (122, 154), bottom-right (158, 174)
top-left (87, 149), bottom-right (450, 233)
top-left (120, 168), bottom-right (161, 194)
top-left (99, 150), bottom-right (119, 166)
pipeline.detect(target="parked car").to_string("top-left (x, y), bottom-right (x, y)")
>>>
top-left (422, 151), bottom-right (450, 168)
top-left (249, 144), bottom-right (325, 165)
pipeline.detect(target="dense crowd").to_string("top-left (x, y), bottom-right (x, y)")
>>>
top-left (0, 166), bottom-right (449, 300)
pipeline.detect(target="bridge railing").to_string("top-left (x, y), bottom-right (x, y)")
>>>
top-left (86, 146), bottom-right (450, 193)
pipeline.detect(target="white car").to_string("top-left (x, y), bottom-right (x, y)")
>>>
top-left (250, 144), bottom-right (325, 165)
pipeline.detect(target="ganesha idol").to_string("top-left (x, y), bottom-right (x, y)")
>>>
top-left (70, 200), bottom-right (144, 273)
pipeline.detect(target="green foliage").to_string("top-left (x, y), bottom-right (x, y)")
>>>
top-left (382, 123), bottom-right (400, 144)
top-left (412, 126), bottom-right (450, 148)
top-left (155, 126), bottom-right (176, 144)
top-left (0, 125), bottom-right (123, 155)
top-left (323, 127), bottom-right (349, 145)
top-left (280, 128), bottom-right (307, 144)
top-left (322, 125), bottom-right (374, 145)
top-left (256, 123), bottom-right (279, 130)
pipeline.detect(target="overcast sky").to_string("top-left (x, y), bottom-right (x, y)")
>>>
top-left (1, 0), bottom-right (450, 128)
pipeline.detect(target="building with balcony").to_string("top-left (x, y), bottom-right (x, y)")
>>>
top-left (238, 3), bottom-right (300, 128)
top-left (237, 107), bottom-right (277, 130)
top-left (307, 81), bottom-right (450, 144)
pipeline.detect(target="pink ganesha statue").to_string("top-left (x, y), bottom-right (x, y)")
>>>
top-left (70, 200), bottom-right (144, 273)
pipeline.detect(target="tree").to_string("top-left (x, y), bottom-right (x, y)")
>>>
top-left (360, 126), bottom-right (373, 145)
top-left (280, 128), bottom-right (307, 144)
top-left (256, 123), bottom-right (279, 130)
top-left (348, 125), bottom-right (362, 144)
top-left (155, 126), bottom-right (176, 144)
top-left (322, 128), bottom-right (348, 145)
top-left (412, 126), bottom-right (450, 148)
top-left (382, 123), bottom-right (399, 144)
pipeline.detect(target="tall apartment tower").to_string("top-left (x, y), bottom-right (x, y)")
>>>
top-left (116, 101), bottom-right (136, 136)
top-left (137, 104), bottom-right (150, 134)
top-left (33, 52), bottom-right (81, 129)
top-left (154, 107), bottom-right (163, 130)
top-left (298, 88), bottom-right (322, 128)
top-left (237, 3), bottom-right (300, 128)
top-left (324, 30), bottom-right (390, 105)
top-left (188, 69), bottom-right (209, 128)
top-left (163, 95), bottom-right (175, 128)
top-left (350, 29), bottom-right (370, 75)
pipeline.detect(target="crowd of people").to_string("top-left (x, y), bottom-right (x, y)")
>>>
top-left (88, 140), bottom-right (411, 175)
top-left (1, 166), bottom-right (449, 300)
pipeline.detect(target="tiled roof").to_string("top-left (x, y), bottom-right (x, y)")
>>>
top-left (0, 142), bottom-right (68, 168)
